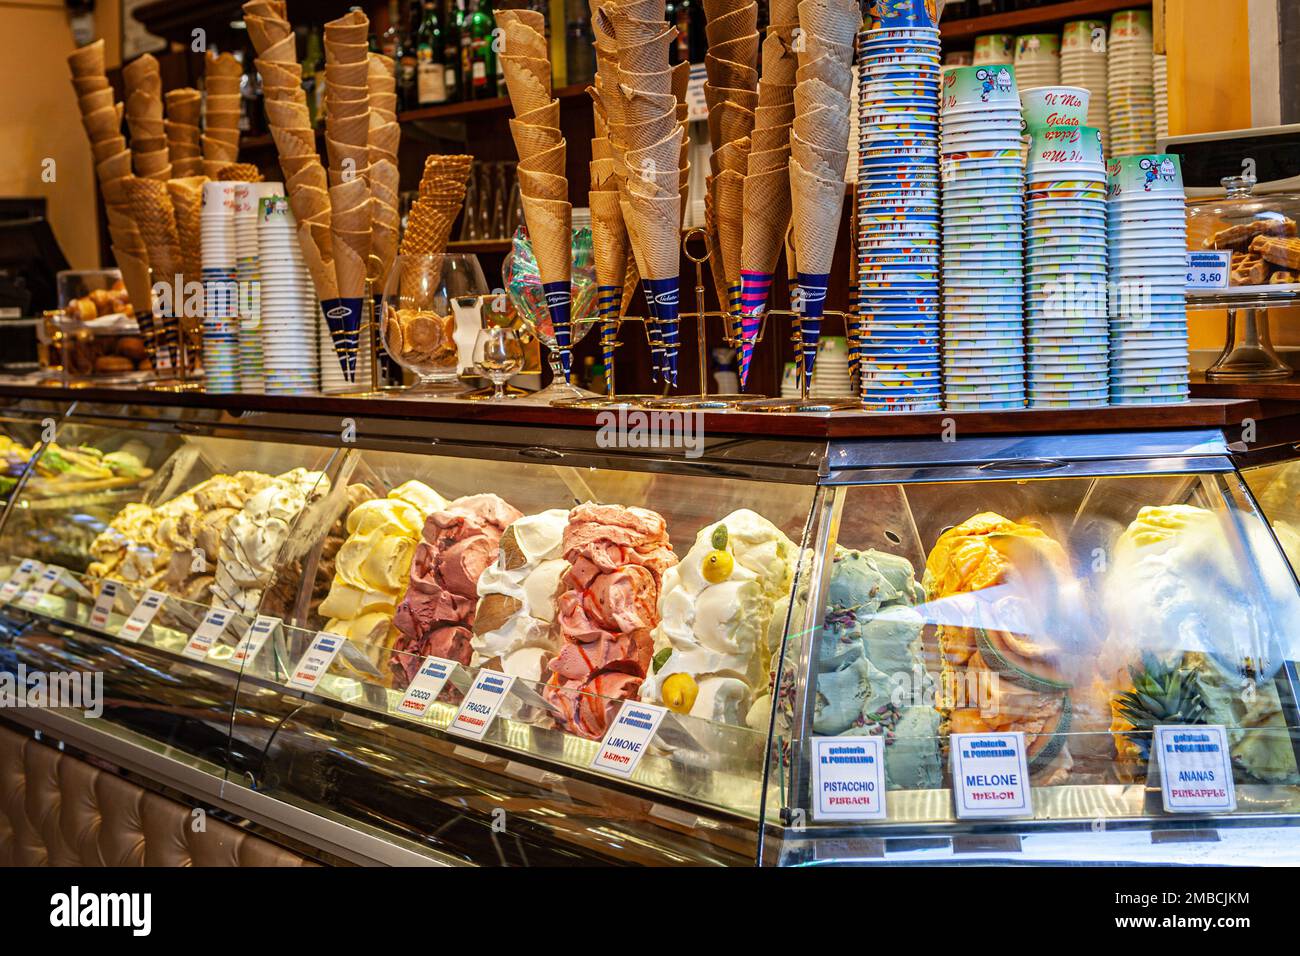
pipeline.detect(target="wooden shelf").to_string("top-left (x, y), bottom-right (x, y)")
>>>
top-left (446, 239), bottom-right (512, 254)
top-left (940, 0), bottom-right (1151, 42)
top-left (1190, 371), bottom-right (1300, 402)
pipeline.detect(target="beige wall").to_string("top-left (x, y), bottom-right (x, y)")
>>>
top-left (0, 0), bottom-right (122, 270)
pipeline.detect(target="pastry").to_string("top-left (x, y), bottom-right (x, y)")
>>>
top-left (1205, 216), bottom-right (1296, 251)
top-left (1230, 251), bottom-right (1269, 286)
top-left (1252, 234), bottom-right (1300, 271)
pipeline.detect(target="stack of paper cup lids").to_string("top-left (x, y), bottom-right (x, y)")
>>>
top-left (810, 337), bottom-right (852, 398)
top-left (856, 2), bottom-right (942, 413)
top-left (1060, 20), bottom-right (1110, 153)
top-left (1022, 90), bottom-right (1109, 408)
top-left (1107, 9), bottom-right (1155, 154)
top-left (1014, 34), bottom-right (1061, 87)
top-left (1153, 52), bottom-right (1168, 140)
top-left (1106, 153), bottom-right (1189, 405)
top-left (973, 34), bottom-right (1014, 66)
top-left (941, 64), bottom-right (1026, 412)
top-left (258, 194), bottom-right (320, 395)
top-left (200, 181), bottom-right (240, 394)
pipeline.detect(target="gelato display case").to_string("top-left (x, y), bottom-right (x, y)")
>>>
top-left (1, 391), bottom-right (1299, 866)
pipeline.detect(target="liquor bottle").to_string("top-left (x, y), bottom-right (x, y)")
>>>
top-left (301, 25), bottom-right (325, 128)
top-left (380, 0), bottom-right (401, 57)
top-left (565, 2), bottom-right (595, 87)
top-left (466, 0), bottom-right (499, 100)
top-left (446, 0), bottom-right (465, 102)
top-left (416, 0), bottom-right (448, 105)
top-left (399, 1), bottom-right (420, 110)
top-left (673, 0), bottom-right (691, 66)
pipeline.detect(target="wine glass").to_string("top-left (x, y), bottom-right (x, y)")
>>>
top-left (380, 253), bottom-right (489, 394)
top-left (474, 325), bottom-right (524, 400)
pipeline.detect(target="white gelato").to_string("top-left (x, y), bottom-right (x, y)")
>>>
top-left (471, 508), bottom-right (568, 681)
top-left (641, 509), bottom-right (795, 725)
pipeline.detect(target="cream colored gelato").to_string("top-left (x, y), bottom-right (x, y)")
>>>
top-left (471, 508), bottom-right (568, 681)
top-left (641, 509), bottom-right (796, 725)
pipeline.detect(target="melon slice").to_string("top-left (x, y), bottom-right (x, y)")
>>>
top-left (977, 628), bottom-right (1072, 691)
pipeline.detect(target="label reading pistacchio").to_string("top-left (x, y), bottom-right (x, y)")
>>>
top-left (395, 656), bottom-right (459, 719)
top-left (0, 559), bottom-right (41, 604)
top-left (229, 615), bottom-right (278, 666)
top-left (287, 631), bottom-right (345, 690)
top-left (18, 564), bottom-right (63, 609)
top-left (447, 671), bottom-right (515, 740)
top-left (811, 735), bottom-right (889, 821)
top-left (950, 731), bottom-right (1033, 819)
top-left (119, 589), bottom-right (167, 643)
top-left (182, 607), bottom-right (234, 661)
top-left (591, 701), bottom-right (668, 778)
top-left (89, 580), bottom-right (121, 629)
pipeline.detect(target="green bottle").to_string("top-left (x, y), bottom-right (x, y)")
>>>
top-left (466, 0), bottom-right (498, 99)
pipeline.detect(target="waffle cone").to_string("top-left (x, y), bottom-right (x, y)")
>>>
top-left (710, 35), bottom-right (760, 68)
top-left (705, 53), bottom-right (759, 91)
top-left (503, 20), bottom-right (549, 60)
top-left (748, 144), bottom-right (791, 173)
top-left (797, 0), bottom-right (861, 47)
top-left (324, 9), bottom-right (369, 46)
top-left (68, 39), bottom-right (105, 77)
top-left (750, 122), bottom-right (792, 153)
top-left (518, 168), bottom-right (569, 201)
top-left (496, 8), bottom-right (546, 32)
top-left (612, 111), bottom-right (679, 149)
top-left (709, 100), bottom-right (756, 147)
top-left (272, 126), bottom-right (317, 158)
top-left (708, 85), bottom-right (759, 111)
top-left (618, 88), bottom-right (677, 127)
top-left (324, 138), bottom-right (369, 178)
top-left (714, 168), bottom-right (746, 284)
top-left (791, 133), bottom-right (847, 181)
top-left (92, 137), bottom-right (129, 166)
top-left (284, 158), bottom-right (327, 192)
top-left (71, 76), bottom-right (109, 97)
top-left (520, 194), bottom-right (573, 287)
top-left (792, 103), bottom-right (849, 153)
top-left (768, 0), bottom-right (800, 28)
top-left (218, 162), bottom-right (263, 182)
top-left (509, 120), bottom-right (564, 158)
top-left (626, 126), bottom-right (684, 174)
top-left (793, 78), bottom-right (850, 117)
top-left (135, 149), bottom-right (172, 180)
top-left (760, 31), bottom-right (798, 83)
top-left (589, 190), bottom-right (628, 290)
top-left (76, 87), bottom-right (115, 117)
top-left (328, 112), bottom-right (370, 150)
top-left (264, 97), bottom-right (312, 129)
top-left (757, 80), bottom-right (797, 110)
top-left (82, 105), bottom-right (121, 140)
top-left (326, 60), bottom-right (369, 89)
top-left (617, 31), bottom-right (675, 74)
top-left (788, 155), bottom-right (843, 275)
top-left (97, 150), bottom-right (132, 183)
top-left (111, 245), bottom-right (153, 317)
top-left (622, 190), bottom-right (679, 279)
top-left (741, 165), bottom-right (791, 275)
top-left (794, 56), bottom-right (853, 99)
top-left (501, 55), bottom-right (553, 113)
top-left (164, 88), bottom-right (202, 125)
top-left (712, 137), bottom-right (753, 175)
top-left (257, 58), bottom-right (302, 89)
top-left (166, 175), bottom-right (206, 282)
top-left (617, 69), bottom-right (674, 97)
top-left (673, 60), bottom-right (691, 102)
top-left (518, 141), bottom-right (567, 178)
top-left (611, 0), bottom-right (664, 21)
top-left (706, 4), bottom-right (759, 44)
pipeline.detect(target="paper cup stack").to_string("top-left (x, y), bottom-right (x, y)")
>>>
top-left (498, 7), bottom-right (578, 381)
top-left (1022, 90), bottom-right (1109, 408)
top-left (66, 41), bottom-right (154, 339)
top-left (1153, 52), bottom-right (1168, 141)
top-left (1107, 9), bottom-right (1155, 155)
top-left (940, 64), bottom-right (1026, 411)
top-left (200, 181), bottom-right (240, 392)
top-left (1106, 153), bottom-right (1188, 405)
top-left (1014, 34), bottom-right (1060, 87)
top-left (233, 181), bottom-right (285, 393)
top-left (258, 194), bottom-right (320, 394)
top-left (737, 2), bottom-right (798, 386)
top-left (856, 0), bottom-right (942, 413)
top-left (203, 52), bottom-right (242, 179)
top-left (788, 0), bottom-right (859, 394)
top-left (1060, 20), bottom-right (1110, 154)
top-left (973, 34), bottom-right (1013, 67)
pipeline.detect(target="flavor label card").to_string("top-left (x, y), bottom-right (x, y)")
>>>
top-left (89, 580), bottom-right (122, 629)
top-left (18, 564), bottom-right (63, 609)
top-left (1154, 724), bottom-right (1237, 813)
top-left (287, 631), bottom-right (345, 690)
top-left (1186, 250), bottom-right (1231, 290)
top-left (119, 589), bottom-right (167, 643)
top-left (810, 736), bottom-right (888, 821)
top-left (447, 671), bottom-right (516, 740)
top-left (182, 607), bottom-right (234, 661)
top-left (0, 559), bottom-right (41, 604)
top-left (229, 615), bottom-right (278, 666)
top-left (395, 656), bottom-right (460, 719)
top-left (950, 731), bottom-right (1034, 819)
top-left (591, 701), bottom-right (669, 778)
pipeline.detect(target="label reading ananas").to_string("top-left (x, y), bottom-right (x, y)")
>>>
top-left (1154, 724), bottom-right (1236, 813)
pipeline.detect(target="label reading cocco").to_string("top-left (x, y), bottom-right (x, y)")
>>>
top-left (183, 608), bottom-right (233, 661)
top-left (447, 671), bottom-right (516, 740)
top-left (1186, 250), bottom-right (1231, 289)
top-left (18, 564), bottom-right (63, 609)
top-left (89, 580), bottom-right (121, 629)
top-left (287, 631), bottom-right (345, 690)
top-left (0, 559), bottom-right (41, 604)
top-left (395, 656), bottom-right (459, 719)
top-left (1154, 724), bottom-right (1237, 813)
top-left (119, 589), bottom-right (167, 642)
top-left (950, 731), bottom-right (1033, 819)
top-left (229, 615), bottom-right (278, 666)
top-left (592, 701), bottom-right (668, 778)
top-left (811, 735), bottom-right (888, 821)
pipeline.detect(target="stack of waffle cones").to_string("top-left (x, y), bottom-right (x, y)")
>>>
top-left (787, 0), bottom-right (858, 391)
top-left (203, 53), bottom-right (242, 178)
top-left (367, 53), bottom-right (401, 286)
top-left (498, 8), bottom-right (577, 382)
top-left (703, 0), bottom-right (758, 337)
top-left (594, 0), bottom-right (685, 384)
top-left (165, 175), bottom-right (207, 344)
top-left (735, 0), bottom-right (799, 384)
top-left (324, 9), bottom-right (373, 308)
top-left (164, 88), bottom-right (203, 177)
top-left (123, 55), bottom-right (171, 181)
top-left (218, 163), bottom-right (263, 182)
top-left (400, 154), bottom-right (472, 257)
top-left (67, 40), bottom-right (153, 350)
top-left (243, 0), bottom-right (338, 305)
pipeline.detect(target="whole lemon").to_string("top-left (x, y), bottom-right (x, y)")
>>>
top-left (662, 672), bottom-right (699, 714)
top-left (701, 548), bottom-right (734, 584)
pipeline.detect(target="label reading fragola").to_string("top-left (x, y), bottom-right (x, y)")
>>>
top-left (119, 589), bottom-right (167, 642)
top-left (950, 731), bottom-right (1033, 819)
top-left (287, 631), bottom-right (345, 690)
top-left (1154, 724), bottom-right (1237, 813)
top-left (1187, 251), bottom-right (1231, 290)
top-left (591, 701), bottom-right (668, 778)
top-left (395, 656), bottom-right (458, 719)
top-left (447, 671), bottom-right (516, 740)
top-left (229, 615), bottom-right (278, 665)
top-left (811, 736), bottom-right (888, 821)
top-left (0, 559), bottom-right (40, 604)
top-left (89, 580), bottom-right (121, 629)
top-left (182, 607), bottom-right (233, 661)
top-left (18, 564), bottom-right (63, 609)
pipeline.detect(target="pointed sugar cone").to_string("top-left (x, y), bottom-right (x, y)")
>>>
top-left (518, 99), bottom-right (561, 128)
top-left (617, 69), bottom-right (674, 97)
top-left (788, 155), bottom-right (843, 276)
top-left (589, 189), bottom-right (628, 290)
top-left (792, 103), bottom-right (849, 153)
top-left (519, 194), bottom-right (573, 288)
top-left (797, 0), bottom-right (862, 47)
top-left (496, 8), bottom-right (546, 32)
top-left (791, 134), bottom-right (847, 181)
top-left (77, 88), bottom-right (115, 115)
top-left (715, 168), bottom-right (746, 285)
top-left (708, 100), bottom-right (756, 148)
top-left (518, 141), bottom-right (567, 178)
top-left (706, 3), bottom-right (759, 45)
top-left (517, 168), bottom-right (569, 201)
top-left (622, 190), bottom-right (680, 280)
top-left (502, 20), bottom-right (549, 60)
top-left (741, 165), bottom-right (791, 277)
top-left (508, 120), bottom-right (564, 158)
top-left (68, 38), bottom-right (105, 77)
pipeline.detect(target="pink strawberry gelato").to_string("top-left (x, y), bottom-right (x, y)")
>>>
top-left (391, 493), bottom-right (521, 683)
top-left (545, 503), bottom-right (676, 738)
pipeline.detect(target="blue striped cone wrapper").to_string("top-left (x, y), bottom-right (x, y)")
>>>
top-left (738, 270), bottom-right (774, 388)
top-left (542, 280), bottom-right (573, 382)
top-left (598, 284), bottom-right (621, 390)
top-left (728, 283), bottom-right (744, 345)
top-left (644, 277), bottom-right (680, 386)
top-left (796, 273), bottom-right (830, 394)
top-left (642, 286), bottom-right (664, 383)
top-left (846, 287), bottom-right (861, 382)
top-left (321, 297), bottom-right (364, 381)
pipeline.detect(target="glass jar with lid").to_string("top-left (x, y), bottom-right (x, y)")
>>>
top-left (1186, 174), bottom-right (1300, 287)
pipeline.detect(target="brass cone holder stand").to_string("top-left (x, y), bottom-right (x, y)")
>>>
top-left (549, 316), bottom-right (664, 409)
top-left (734, 308), bottom-right (860, 413)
